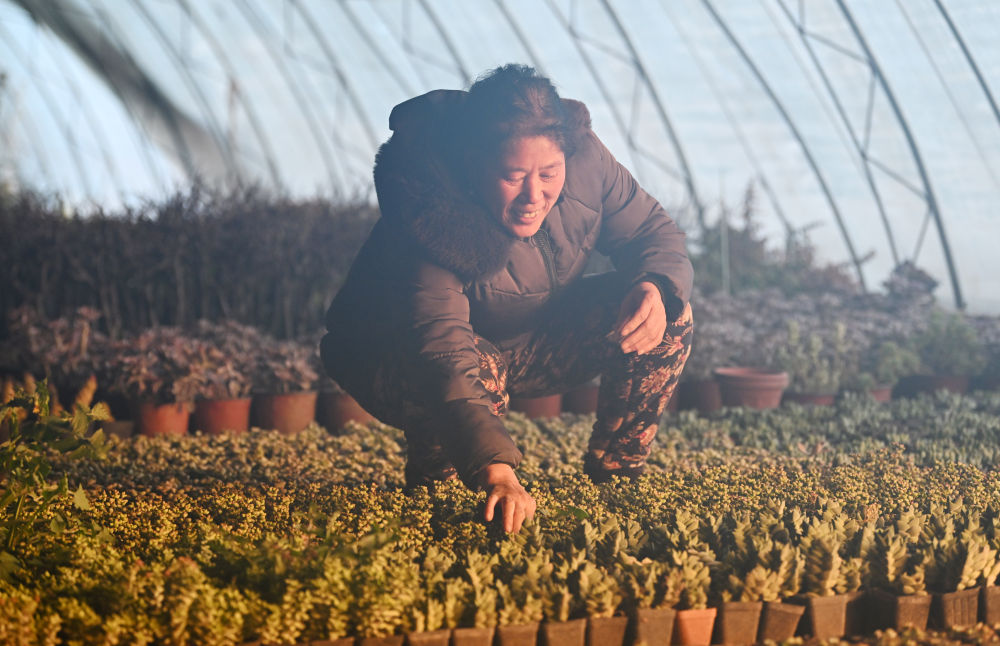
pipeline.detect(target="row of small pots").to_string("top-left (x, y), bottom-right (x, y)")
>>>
top-left (109, 391), bottom-right (376, 437)
top-left (235, 585), bottom-right (1000, 646)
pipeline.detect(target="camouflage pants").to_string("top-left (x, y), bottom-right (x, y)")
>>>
top-left (357, 272), bottom-right (693, 486)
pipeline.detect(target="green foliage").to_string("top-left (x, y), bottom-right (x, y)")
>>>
top-left (912, 310), bottom-right (987, 376)
top-left (0, 381), bottom-right (108, 579)
top-left (774, 320), bottom-right (847, 394)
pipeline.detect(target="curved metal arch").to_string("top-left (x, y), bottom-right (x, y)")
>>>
top-left (933, 0), bottom-right (1000, 135)
top-left (234, 0), bottom-right (344, 189)
top-left (0, 19), bottom-right (128, 203)
top-left (176, 0), bottom-right (283, 187)
top-left (126, 0), bottom-right (240, 184)
top-left (0, 66), bottom-right (57, 187)
top-left (598, 0), bottom-right (707, 229)
top-left (288, 1), bottom-right (382, 152)
top-left (660, 0), bottom-right (793, 235)
top-left (415, 0), bottom-right (472, 86)
top-left (24, 0), bottom-right (198, 187)
top-left (541, 0), bottom-right (649, 183)
top-left (771, 0), bottom-right (899, 265)
top-left (0, 19), bottom-right (93, 196)
top-left (700, 0), bottom-right (868, 289)
top-left (337, 0), bottom-right (416, 97)
top-left (493, 0), bottom-right (548, 77)
top-left (835, 0), bottom-right (962, 308)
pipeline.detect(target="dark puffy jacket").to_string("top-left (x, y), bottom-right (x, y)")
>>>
top-left (322, 89), bottom-right (692, 482)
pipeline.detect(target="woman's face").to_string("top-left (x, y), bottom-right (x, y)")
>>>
top-left (479, 135), bottom-right (566, 238)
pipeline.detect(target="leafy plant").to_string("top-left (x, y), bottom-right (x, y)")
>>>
top-left (773, 320), bottom-right (846, 395)
top-left (912, 310), bottom-right (987, 377)
top-left (0, 380), bottom-right (109, 579)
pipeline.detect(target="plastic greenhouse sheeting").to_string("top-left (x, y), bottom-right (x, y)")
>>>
top-left (1, 0), bottom-right (998, 313)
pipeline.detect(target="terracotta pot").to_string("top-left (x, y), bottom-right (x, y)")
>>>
top-left (782, 391), bottom-right (835, 406)
top-left (844, 590), bottom-right (867, 636)
top-left (932, 588), bottom-right (980, 629)
top-left (629, 606), bottom-right (674, 646)
top-left (713, 367), bottom-right (789, 410)
top-left (317, 390), bottom-right (376, 432)
top-left (250, 391), bottom-right (317, 434)
top-left (869, 384), bottom-right (894, 402)
top-left (867, 589), bottom-right (931, 632)
top-left (510, 394), bottom-right (562, 419)
top-left (358, 637), bottom-right (403, 646)
top-left (312, 640), bottom-right (356, 646)
top-left (670, 607), bottom-right (716, 646)
top-left (191, 397), bottom-right (251, 434)
top-left (675, 379), bottom-right (722, 415)
top-left (713, 601), bottom-right (761, 645)
top-left (585, 615), bottom-right (626, 646)
top-left (981, 584), bottom-right (1000, 625)
top-left (133, 401), bottom-right (191, 436)
top-left (539, 618), bottom-right (586, 646)
top-left (495, 622), bottom-right (539, 646)
top-left (451, 626), bottom-right (494, 646)
top-left (404, 629), bottom-right (450, 645)
top-left (757, 601), bottom-right (803, 643)
top-left (562, 381), bottom-right (599, 415)
top-left (798, 594), bottom-right (846, 640)
top-left (894, 374), bottom-right (970, 398)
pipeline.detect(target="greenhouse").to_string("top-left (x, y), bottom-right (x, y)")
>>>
top-left (2, 1), bottom-right (1000, 644)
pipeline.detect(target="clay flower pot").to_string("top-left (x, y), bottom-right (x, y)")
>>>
top-left (867, 589), bottom-right (931, 632)
top-left (845, 589), bottom-right (867, 636)
top-left (629, 606), bottom-right (675, 646)
top-left (586, 615), bottom-right (627, 646)
top-left (312, 639), bottom-right (356, 646)
top-left (799, 594), bottom-right (846, 640)
top-left (495, 622), bottom-right (539, 646)
top-left (358, 637), bottom-right (404, 646)
top-left (868, 384), bottom-right (894, 402)
top-left (133, 400), bottom-right (191, 436)
top-left (675, 379), bottom-right (722, 415)
top-left (191, 396), bottom-right (251, 434)
top-left (451, 626), bottom-right (494, 646)
top-left (510, 394), bottom-right (562, 419)
top-left (932, 588), bottom-right (980, 629)
top-left (671, 607), bottom-right (716, 646)
top-left (250, 390), bottom-right (317, 434)
top-left (404, 628), bottom-right (450, 645)
top-left (713, 601), bottom-right (761, 645)
top-left (895, 374), bottom-right (970, 398)
top-left (317, 390), bottom-right (376, 432)
top-left (981, 585), bottom-right (1000, 625)
top-left (713, 367), bottom-right (789, 409)
top-left (540, 618), bottom-right (586, 646)
top-left (757, 601), bottom-right (803, 642)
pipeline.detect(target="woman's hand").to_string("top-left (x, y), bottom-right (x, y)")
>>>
top-left (478, 462), bottom-right (536, 533)
top-left (613, 281), bottom-right (667, 355)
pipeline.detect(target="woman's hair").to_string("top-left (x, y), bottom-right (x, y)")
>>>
top-left (459, 64), bottom-right (577, 165)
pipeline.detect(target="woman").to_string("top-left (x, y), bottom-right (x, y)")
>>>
top-left (321, 64), bottom-right (693, 533)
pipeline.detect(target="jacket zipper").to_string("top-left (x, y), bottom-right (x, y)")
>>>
top-left (533, 229), bottom-right (559, 292)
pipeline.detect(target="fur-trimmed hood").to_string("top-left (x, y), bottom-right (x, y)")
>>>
top-left (372, 89), bottom-right (592, 281)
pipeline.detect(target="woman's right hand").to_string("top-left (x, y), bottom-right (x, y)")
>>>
top-left (478, 462), bottom-right (536, 533)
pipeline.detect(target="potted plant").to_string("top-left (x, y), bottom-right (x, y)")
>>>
top-left (675, 317), bottom-right (749, 415)
top-left (670, 549), bottom-right (717, 646)
top-left (540, 554), bottom-right (586, 646)
top-left (898, 310), bottom-right (987, 396)
top-left (575, 561), bottom-right (625, 646)
top-left (619, 556), bottom-right (680, 646)
top-left (773, 321), bottom-right (845, 405)
top-left (842, 340), bottom-right (922, 402)
top-left (187, 321), bottom-right (257, 434)
top-left (868, 523), bottom-right (931, 632)
top-left (495, 549), bottom-right (546, 646)
top-left (795, 528), bottom-right (848, 640)
top-left (405, 546), bottom-right (453, 646)
top-left (250, 336), bottom-right (319, 434)
top-left (106, 327), bottom-right (201, 436)
top-left (350, 539), bottom-right (418, 646)
top-left (451, 550), bottom-right (497, 646)
top-left (924, 512), bottom-right (1000, 630)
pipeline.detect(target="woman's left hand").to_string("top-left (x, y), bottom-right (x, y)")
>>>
top-left (612, 281), bottom-right (667, 355)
